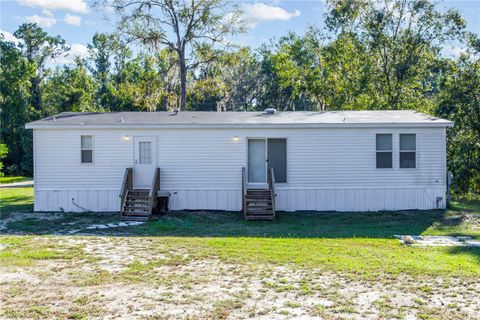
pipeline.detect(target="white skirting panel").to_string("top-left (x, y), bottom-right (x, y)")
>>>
top-left (34, 187), bottom-right (446, 212)
top-left (35, 190), bottom-right (120, 212)
top-left (169, 189), bottom-right (242, 211)
top-left (275, 187), bottom-right (446, 212)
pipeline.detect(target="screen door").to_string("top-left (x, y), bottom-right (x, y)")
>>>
top-left (248, 139), bottom-right (267, 184)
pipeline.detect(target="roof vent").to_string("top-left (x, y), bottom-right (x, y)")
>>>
top-left (264, 108), bottom-right (277, 115)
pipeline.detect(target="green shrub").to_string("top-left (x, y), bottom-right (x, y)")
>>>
top-left (0, 144), bottom-right (8, 177)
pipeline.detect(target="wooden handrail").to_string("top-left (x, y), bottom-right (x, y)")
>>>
top-left (120, 167), bottom-right (133, 210)
top-left (268, 167), bottom-right (276, 217)
top-left (148, 168), bottom-right (160, 214)
top-left (242, 167), bottom-right (247, 217)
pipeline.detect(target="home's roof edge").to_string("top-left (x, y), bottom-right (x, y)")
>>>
top-left (25, 122), bottom-right (454, 130)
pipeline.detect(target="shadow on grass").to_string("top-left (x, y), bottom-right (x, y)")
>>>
top-left (0, 197), bottom-right (33, 219)
top-left (0, 208), bottom-right (472, 239)
top-left (0, 187), bottom-right (34, 218)
top-left (448, 200), bottom-right (480, 213)
top-left (0, 195), bottom-right (33, 205)
top-left (447, 246), bottom-right (480, 264)
top-left (125, 209), bottom-right (451, 238)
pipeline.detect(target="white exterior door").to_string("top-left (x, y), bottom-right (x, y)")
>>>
top-left (133, 136), bottom-right (156, 189)
top-left (247, 139), bottom-right (268, 188)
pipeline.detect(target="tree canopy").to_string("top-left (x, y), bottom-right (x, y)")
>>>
top-left (0, 0), bottom-right (479, 197)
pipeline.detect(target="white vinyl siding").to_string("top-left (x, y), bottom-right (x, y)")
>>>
top-left (33, 127), bottom-right (447, 212)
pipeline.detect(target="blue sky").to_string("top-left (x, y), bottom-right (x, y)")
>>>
top-left (1, 0), bottom-right (479, 64)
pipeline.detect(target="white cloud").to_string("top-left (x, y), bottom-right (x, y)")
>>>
top-left (17, 0), bottom-right (88, 13)
top-left (443, 45), bottom-right (467, 58)
top-left (70, 43), bottom-right (89, 58)
top-left (54, 43), bottom-right (89, 64)
top-left (0, 29), bottom-right (20, 44)
top-left (64, 13), bottom-right (81, 26)
top-left (42, 8), bottom-right (53, 16)
top-left (243, 3), bottom-right (300, 28)
top-left (25, 14), bottom-right (57, 27)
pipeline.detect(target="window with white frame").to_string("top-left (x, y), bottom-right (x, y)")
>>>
top-left (376, 134), bottom-right (392, 168)
top-left (400, 134), bottom-right (416, 168)
top-left (81, 135), bottom-right (93, 164)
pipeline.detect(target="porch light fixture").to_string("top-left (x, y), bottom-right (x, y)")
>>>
top-left (123, 135), bottom-right (131, 141)
top-left (232, 136), bottom-right (240, 142)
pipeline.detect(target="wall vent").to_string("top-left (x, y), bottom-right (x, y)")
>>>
top-left (264, 108), bottom-right (277, 115)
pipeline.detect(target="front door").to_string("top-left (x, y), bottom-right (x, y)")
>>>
top-left (133, 136), bottom-right (156, 189)
top-left (248, 139), bottom-right (267, 188)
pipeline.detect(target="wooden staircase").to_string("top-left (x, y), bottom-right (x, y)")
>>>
top-left (242, 167), bottom-right (276, 220)
top-left (245, 189), bottom-right (275, 220)
top-left (122, 189), bottom-right (151, 221)
top-left (119, 168), bottom-right (160, 222)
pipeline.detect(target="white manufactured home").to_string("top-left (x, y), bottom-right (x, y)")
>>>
top-left (26, 110), bottom-right (453, 220)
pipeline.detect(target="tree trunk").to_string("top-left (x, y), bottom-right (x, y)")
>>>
top-left (179, 52), bottom-right (187, 111)
top-left (30, 76), bottom-right (42, 111)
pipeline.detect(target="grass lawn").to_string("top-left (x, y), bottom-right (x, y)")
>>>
top-left (0, 187), bottom-right (33, 218)
top-left (1, 187), bottom-right (479, 319)
top-left (0, 176), bottom-right (32, 184)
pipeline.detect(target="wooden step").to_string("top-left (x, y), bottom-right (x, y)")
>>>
top-left (246, 196), bottom-right (271, 199)
top-left (246, 191), bottom-right (271, 195)
top-left (247, 211), bottom-right (273, 215)
top-left (126, 199), bottom-right (149, 203)
top-left (122, 210), bottom-right (150, 216)
top-left (125, 200), bottom-right (149, 205)
top-left (128, 191), bottom-right (149, 195)
top-left (246, 206), bottom-right (273, 211)
top-left (123, 207), bottom-right (149, 212)
top-left (247, 199), bottom-right (272, 206)
top-left (124, 201), bottom-right (148, 206)
top-left (247, 212), bottom-right (273, 216)
top-left (245, 215), bottom-right (275, 221)
top-left (247, 210), bottom-right (273, 215)
top-left (127, 195), bottom-right (149, 199)
top-left (128, 192), bottom-right (149, 196)
top-left (246, 202), bottom-right (272, 208)
top-left (246, 209), bottom-right (274, 214)
top-left (246, 206), bottom-right (272, 210)
top-left (121, 215), bottom-right (150, 222)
